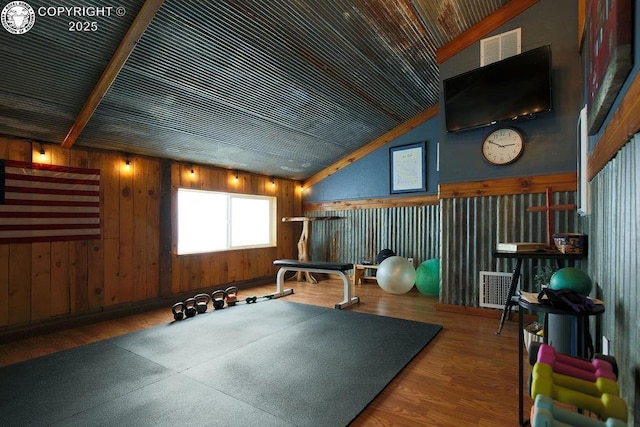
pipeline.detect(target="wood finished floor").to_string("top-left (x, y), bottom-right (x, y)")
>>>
top-left (0, 278), bottom-right (532, 426)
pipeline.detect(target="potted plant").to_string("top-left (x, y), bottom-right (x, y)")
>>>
top-left (524, 265), bottom-right (558, 354)
top-left (533, 265), bottom-right (557, 291)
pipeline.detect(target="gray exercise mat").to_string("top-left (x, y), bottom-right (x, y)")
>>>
top-left (0, 300), bottom-right (441, 426)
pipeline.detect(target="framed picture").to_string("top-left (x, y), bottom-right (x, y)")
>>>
top-left (585, 0), bottom-right (633, 135)
top-left (390, 142), bottom-right (426, 194)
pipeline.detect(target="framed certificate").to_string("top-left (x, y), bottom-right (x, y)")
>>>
top-left (390, 142), bottom-right (426, 194)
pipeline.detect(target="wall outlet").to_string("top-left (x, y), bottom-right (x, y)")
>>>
top-left (407, 257), bottom-right (414, 266)
top-left (602, 336), bottom-right (611, 356)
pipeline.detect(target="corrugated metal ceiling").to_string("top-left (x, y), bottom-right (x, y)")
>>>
top-left (0, 0), bottom-right (511, 180)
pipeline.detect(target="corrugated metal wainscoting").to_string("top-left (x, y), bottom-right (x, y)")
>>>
top-left (306, 205), bottom-right (440, 267)
top-left (589, 134), bottom-right (639, 423)
top-left (440, 191), bottom-right (584, 307)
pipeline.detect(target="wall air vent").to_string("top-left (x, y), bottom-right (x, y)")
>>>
top-left (481, 28), bottom-right (521, 66)
top-left (479, 271), bottom-right (520, 309)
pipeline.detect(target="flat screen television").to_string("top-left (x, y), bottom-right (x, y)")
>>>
top-left (444, 45), bottom-right (552, 133)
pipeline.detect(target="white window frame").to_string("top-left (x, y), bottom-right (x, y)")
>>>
top-left (176, 188), bottom-right (276, 255)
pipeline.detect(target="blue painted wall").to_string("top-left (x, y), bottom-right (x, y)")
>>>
top-left (303, 116), bottom-right (440, 202)
top-left (438, 0), bottom-right (581, 184)
top-left (304, 0), bottom-right (581, 203)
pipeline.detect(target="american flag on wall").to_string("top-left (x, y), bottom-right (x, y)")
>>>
top-left (0, 160), bottom-right (101, 244)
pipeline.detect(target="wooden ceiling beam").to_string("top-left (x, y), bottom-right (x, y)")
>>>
top-left (304, 105), bottom-right (438, 189)
top-left (436, 0), bottom-right (539, 65)
top-left (61, 0), bottom-right (165, 149)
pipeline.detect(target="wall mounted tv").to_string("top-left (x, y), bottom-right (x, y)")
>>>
top-left (444, 44), bottom-right (552, 133)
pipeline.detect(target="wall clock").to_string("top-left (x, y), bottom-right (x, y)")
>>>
top-left (481, 127), bottom-right (525, 165)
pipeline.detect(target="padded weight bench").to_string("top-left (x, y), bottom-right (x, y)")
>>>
top-left (273, 259), bottom-right (360, 309)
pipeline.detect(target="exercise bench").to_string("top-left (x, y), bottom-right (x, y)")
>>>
top-left (273, 259), bottom-right (360, 309)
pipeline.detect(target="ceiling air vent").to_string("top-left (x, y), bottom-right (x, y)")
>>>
top-left (481, 28), bottom-right (521, 66)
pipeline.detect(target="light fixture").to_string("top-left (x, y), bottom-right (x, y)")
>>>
top-left (39, 144), bottom-right (45, 159)
top-left (125, 155), bottom-right (131, 170)
top-left (271, 178), bottom-right (276, 187)
top-left (234, 170), bottom-right (239, 181)
top-left (190, 166), bottom-right (195, 177)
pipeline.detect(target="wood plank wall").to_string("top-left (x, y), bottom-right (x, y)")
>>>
top-left (169, 163), bottom-right (301, 294)
top-left (0, 137), bottom-right (301, 331)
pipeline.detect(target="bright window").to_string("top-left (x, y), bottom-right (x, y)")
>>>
top-left (177, 188), bottom-right (276, 255)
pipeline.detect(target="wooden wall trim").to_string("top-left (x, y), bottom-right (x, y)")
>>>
top-left (438, 172), bottom-right (577, 199)
top-left (305, 172), bottom-right (577, 211)
top-left (577, 0), bottom-right (586, 49)
top-left (587, 74), bottom-right (640, 180)
top-left (436, 0), bottom-right (539, 64)
top-left (304, 194), bottom-right (439, 212)
top-left (436, 303), bottom-right (537, 322)
top-left (303, 105), bottom-right (438, 189)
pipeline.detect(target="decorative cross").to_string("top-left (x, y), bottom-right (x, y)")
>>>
top-left (526, 187), bottom-right (577, 247)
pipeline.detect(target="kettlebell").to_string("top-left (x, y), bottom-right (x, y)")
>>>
top-left (171, 302), bottom-right (185, 321)
top-left (184, 298), bottom-right (197, 318)
top-left (194, 293), bottom-right (211, 314)
top-left (225, 286), bottom-right (238, 306)
top-left (211, 290), bottom-right (226, 310)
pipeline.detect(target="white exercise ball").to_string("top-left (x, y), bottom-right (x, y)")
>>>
top-left (376, 256), bottom-right (416, 295)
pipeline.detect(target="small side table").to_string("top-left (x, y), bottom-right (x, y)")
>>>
top-left (517, 297), bottom-right (605, 426)
top-left (353, 264), bottom-right (379, 286)
top-left (493, 250), bottom-right (585, 335)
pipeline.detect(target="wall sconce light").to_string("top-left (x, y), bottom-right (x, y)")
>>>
top-left (234, 171), bottom-right (239, 181)
top-left (39, 144), bottom-right (45, 160)
top-left (190, 166), bottom-right (195, 177)
top-left (271, 178), bottom-right (276, 187)
top-left (125, 155), bottom-right (131, 170)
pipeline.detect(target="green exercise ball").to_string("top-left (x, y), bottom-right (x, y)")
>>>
top-left (549, 267), bottom-right (593, 295)
top-left (415, 259), bottom-right (440, 296)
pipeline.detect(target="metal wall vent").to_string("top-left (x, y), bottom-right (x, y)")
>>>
top-left (479, 271), bottom-right (520, 309)
top-left (480, 28), bottom-right (521, 66)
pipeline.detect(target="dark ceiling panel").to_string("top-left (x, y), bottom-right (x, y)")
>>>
top-left (0, 0), bottom-right (144, 143)
top-left (1, 0), bottom-right (510, 180)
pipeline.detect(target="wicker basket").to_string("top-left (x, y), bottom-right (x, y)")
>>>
top-left (553, 233), bottom-right (587, 255)
top-left (523, 322), bottom-right (544, 355)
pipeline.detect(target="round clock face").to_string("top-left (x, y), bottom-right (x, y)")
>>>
top-left (481, 127), bottom-right (525, 165)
